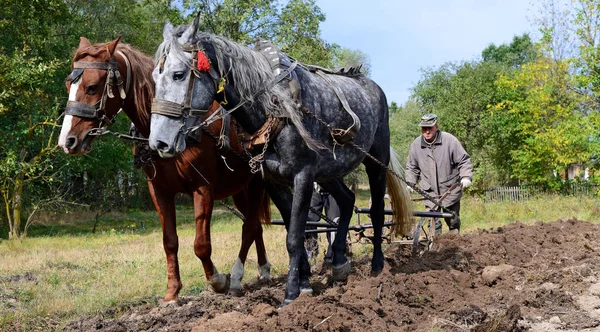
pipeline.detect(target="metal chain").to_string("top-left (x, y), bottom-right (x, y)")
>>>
top-left (248, 125), bottom-right (271, 174)
top-left (87, 127), bottom-right (149, 142)
top-left (309, 206), bottom-right (338, 226)
top-left (218, 200), bottom-right (246, 220)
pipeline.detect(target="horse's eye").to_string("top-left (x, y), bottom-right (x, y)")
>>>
top-left (86, 85), bottom-right (98, 94)
top-left (173, 71), bottom-right (186, 81)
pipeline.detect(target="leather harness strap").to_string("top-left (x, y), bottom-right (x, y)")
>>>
top-left (314, 70), bottom-right (361, 145)
top-left (241, 116), bottom-right (285, 151)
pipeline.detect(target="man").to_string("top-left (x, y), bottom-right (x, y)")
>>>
top-left (405, 114), bottom-right (473, 234)
top-left (305, 182), bottom-right (340, 264)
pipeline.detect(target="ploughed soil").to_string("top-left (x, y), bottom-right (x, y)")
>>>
top-left (65, 219), bottom-right (600, 331)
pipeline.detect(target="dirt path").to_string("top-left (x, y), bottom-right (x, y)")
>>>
top-left (65, 219), bottom-right (600, 331)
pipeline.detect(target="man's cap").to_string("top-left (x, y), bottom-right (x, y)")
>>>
top-left (419, 113), bottom-right (438, 127)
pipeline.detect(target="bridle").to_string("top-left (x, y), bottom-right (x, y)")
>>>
top-left (65, 50), bottom-right (131, 127)
top-left (151, 43), bottom-right (220, 119)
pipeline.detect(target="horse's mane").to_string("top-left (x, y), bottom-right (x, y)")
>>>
top-left (74, 42), bottom-right (155, 130)
top-left (155, 29), bottom-right (323, 151)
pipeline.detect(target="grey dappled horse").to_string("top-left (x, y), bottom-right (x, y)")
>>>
top-left (148, 16), bottom-right (413, 305)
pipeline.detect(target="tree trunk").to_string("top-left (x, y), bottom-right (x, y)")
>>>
top-left (9, 147), bottom-right (27, 239)
top-left (11, 171), bottom-right (25, 239)
top-left (4, 194), bottom-right (14, 239)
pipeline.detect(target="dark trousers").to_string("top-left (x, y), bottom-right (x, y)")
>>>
top-left (306, 190), bottom-right (340, 260)
top-left (433, 201), bottom-right (461, 233)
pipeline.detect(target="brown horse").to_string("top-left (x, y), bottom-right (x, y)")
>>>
top-left (58, 36), bottom-right (272, 302)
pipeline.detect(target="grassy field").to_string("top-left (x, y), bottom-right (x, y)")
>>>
top-left (0, 192), bottom-right (599, 330)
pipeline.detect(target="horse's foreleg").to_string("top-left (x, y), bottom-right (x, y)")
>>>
top-left (147, 182), bottom-right (181, 303)
top-left (192, 187), bottom-right (228, 293)
top-left (266, 182), bottom-right (312, 298)
top-left (283, 173), bottom-right (314, 306)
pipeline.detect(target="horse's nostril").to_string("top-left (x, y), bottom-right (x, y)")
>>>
top-left (65, 136), bottom-right (78, 150)
top-left (156, 140), bottom-right (169, 152)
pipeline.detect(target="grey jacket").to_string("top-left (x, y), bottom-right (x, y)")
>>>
top-left (405, 131), bottom-right (473, 208)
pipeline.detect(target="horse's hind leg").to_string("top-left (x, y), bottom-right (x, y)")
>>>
top-left (320, 178), bottom-right (355, 281)
top-left (192, 187), bottom-right (229, 293)
top-left (364, 153), bottom-right (388, 273)
top-left (147, 182), bottom-right (181, 303)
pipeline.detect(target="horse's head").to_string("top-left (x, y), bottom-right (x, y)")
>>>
top-left (149, 15), bottom-right (219, 158)
top-left (58, 36), bottom-right (130, 155)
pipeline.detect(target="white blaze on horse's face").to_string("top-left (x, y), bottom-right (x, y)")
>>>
top-left (58, 80), bottom-right (81, 153)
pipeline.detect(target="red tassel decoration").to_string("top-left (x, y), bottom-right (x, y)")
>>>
top-left (197, 51), bottom-right (211, 72)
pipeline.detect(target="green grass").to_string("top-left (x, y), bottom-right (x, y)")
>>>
top-left (461, 194), bottom-right (600, 231)
top-left (0, 193), bottom-right (599, 330)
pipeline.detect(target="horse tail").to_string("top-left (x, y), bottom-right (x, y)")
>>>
top-left (250, 175), bottom-right (271, 226)
top-left (386, 147), bottom-right (415, 237)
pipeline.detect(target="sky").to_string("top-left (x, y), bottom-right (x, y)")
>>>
top-left (317, 0), bottom-right (538, 105)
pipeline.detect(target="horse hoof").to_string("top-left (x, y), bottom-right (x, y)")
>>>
top-left (332, 261), bottom-right (351, 281)
top-left (228, 287), bottom-right (243, 297)
top-left (159, 299), bottom-right (178, 307)
top-left (300, 286), bottom-right (313, 295)
top-left (209, 273), bottom-right (230, 294)
top-left (278, 299), bottom-right (294, 309)
top-left (370, 269), bottom-right (383, 277)
top-left (258, 262), bottom-right (271, 281)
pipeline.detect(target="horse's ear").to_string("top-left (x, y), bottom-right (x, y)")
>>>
top-left (181, 11), bottom-right (201, 42)
top-left (106, 36), bottom-right (122, 56)
top-left (79, 37), bottom-right (92, 49)
top-left (163, 21), bottom-right (174, 41)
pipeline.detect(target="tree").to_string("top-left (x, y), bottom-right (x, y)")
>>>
top-left (570, 0), bottom-right (600, 105)
top-left (389, 99), bottom-right (421, 166)
top-left (330, 46), bottom-right (372, 76)
top-left (0, 47), bottom-right (63, 239)
top-left (492, 56), bottom-right (594, 184)
top-left (482, 34), bottom-right (538, 68)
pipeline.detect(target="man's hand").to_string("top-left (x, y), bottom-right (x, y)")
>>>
top-left (460, 178), bottom-right (472, 188)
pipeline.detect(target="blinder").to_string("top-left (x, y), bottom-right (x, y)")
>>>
top-left (151, 43), bottom-right (221, 119)
top-left (66, 68), bottom-right (84, 83)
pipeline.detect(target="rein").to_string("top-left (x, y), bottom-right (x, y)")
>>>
top-left (65, 51), bottom-right (131, 127)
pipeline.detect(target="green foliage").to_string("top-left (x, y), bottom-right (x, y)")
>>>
top-left (482, 34), bottom-right (538, 68)
top-left (274, 0), bottom-right (333, 66)
top-left (492, 56), bottom-right (595, 184)
top-left (389, 100), bottom-right (421, 166)
top-left (184, 0), bottom-right (279, 44)
top-left (330, 45), bottom-right (372, 75)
